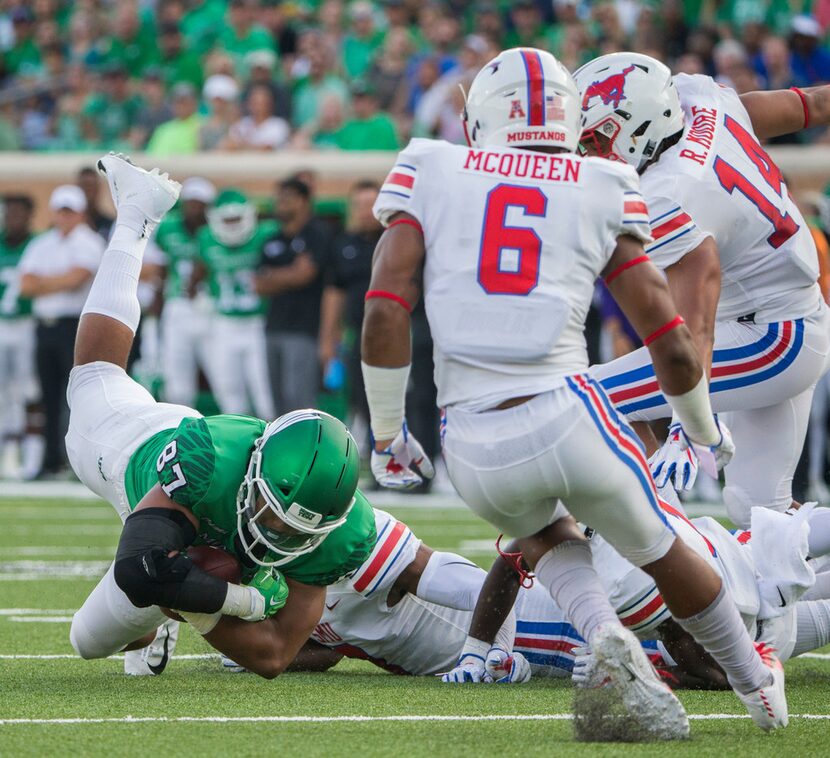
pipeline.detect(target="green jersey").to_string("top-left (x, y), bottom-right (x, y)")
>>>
top-left (123, 414), bottom-right (375, 585)
top-left (154, 214), bottom-right (202, 300)
top-left (0, 233), bottom-right (33, 318)
top-left (198, 221), bottom-right (277, 317)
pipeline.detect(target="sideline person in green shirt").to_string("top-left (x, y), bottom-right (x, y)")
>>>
top-left (332, 81), bottom-right (399, 151)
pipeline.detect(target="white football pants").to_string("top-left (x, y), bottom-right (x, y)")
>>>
top-left (160, 297), bottom-right (212, 408)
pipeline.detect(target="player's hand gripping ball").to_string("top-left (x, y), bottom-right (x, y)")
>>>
top-left (161, 546), bottom-right (242, 621)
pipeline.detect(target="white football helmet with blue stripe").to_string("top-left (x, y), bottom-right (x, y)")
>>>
top-left (462, 47), bottom-right (581, 153)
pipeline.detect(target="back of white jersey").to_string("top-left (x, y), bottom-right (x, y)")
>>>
top-left (375, 139), bottom-right (651, 411)
top-left (642, 74), bottom-right (820, 322)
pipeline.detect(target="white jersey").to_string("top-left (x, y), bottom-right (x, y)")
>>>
top-left (641, 74), bottom-right (821, 323)
top-left (374, 139), bottom-right (652, 411)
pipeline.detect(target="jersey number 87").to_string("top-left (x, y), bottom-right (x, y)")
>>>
top-left (157, 440), bottom-right (188, 497)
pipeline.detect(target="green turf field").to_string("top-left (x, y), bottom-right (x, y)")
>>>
top-left (1, 496), bottom-right (829, 757)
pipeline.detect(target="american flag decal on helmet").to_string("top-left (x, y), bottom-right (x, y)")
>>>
top-left (546, 95), bottom-right (565, 122)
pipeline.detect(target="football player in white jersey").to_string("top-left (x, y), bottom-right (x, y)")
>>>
top-left (574, 54), bottom-right (830, 527)
top-left (360, 47), bottom-right (786, 736)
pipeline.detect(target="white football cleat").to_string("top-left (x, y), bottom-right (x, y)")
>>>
top-left (591, 624), bottom-right (689, 740)
top-left (97, 152), bottom-right (181, 227)
top-left (124, 619), bottom-right (179, 676)
top-left (735, 643), bottom-right (788, 731)
top-left (220, 654), bottom-right (248, 673)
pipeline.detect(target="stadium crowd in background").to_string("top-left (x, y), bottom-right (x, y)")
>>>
top-left (3, 1), bottom-right (830, 151)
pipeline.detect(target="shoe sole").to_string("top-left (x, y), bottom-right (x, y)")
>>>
top-left (593, 628), bottom-right (690, 740)
top-left (97, 153), bottom-right (181, 214)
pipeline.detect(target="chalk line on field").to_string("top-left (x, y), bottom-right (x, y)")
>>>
top-left (1, 714), bottom-right (830, 726)
top-left (8, 616), bottom-right (73, 623)
top-left (0, 653), bottom-right (216, 660)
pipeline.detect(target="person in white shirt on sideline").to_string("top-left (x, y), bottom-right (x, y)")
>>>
top-left (19, 184), bottom-right (104, 477)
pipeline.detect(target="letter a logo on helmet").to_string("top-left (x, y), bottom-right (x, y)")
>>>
top-left (581, 64), bottom-right (636, 111)
top-left (462, 47), bottom-right (581, 152)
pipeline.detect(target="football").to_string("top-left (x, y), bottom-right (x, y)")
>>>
top-left (187, 545), bottom-right (242, 585)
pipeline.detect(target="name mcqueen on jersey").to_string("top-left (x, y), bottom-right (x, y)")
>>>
top-left (462, 147), bottom-right (581, 182)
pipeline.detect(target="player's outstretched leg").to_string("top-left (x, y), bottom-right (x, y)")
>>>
top-left (74, 153), bottom-right (180, 369)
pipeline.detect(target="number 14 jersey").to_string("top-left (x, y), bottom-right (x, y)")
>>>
top-left (641, 74), bottom-right (820, 323)
top-left (374, 139), bottom-right (652, 411)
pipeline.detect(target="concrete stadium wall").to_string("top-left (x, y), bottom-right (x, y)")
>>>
top-left (0, 147), bottom-right (827, 230)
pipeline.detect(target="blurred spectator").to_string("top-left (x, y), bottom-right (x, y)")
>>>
top-left (242, 49), bottom-right (292, 121)
top-left (754, 35), bottom-right (795, 90)
top-left (260, 0), bottom-right (299, 64)
top-left (5, 7), bottom-right (39, 77)
top-left (215, 0), bottom-right (274, 75)
top-left (157, 22), bottom-right (204, 91)
top-left (18, 94), bottom-right (50, 150)
top-left (224, 82), bottom-right (290, 150)
top-left (473, 2), bottom-right (505, 41)
top-left (66, 12), bottom-right (105, 70)
top-left (342, 1), bottom-right (384, 81)
top-left (713, 39), bottom-right (748, 88)
top-left (292, 31), bottom-right (349, 128)
top-left (81, 65), bottom-right (143, 149)
top-left (256, 177), bottom-right (331, 414)
top-left (76, 166), bottom-right (113, 241)
top-left (146, 82), bottom-right (202, 155)
top-left (294, 93), bottom-right (346, 148)
top-left (18, 185), bottom-right (103, 478)
top-left (0, 193), bottom-right (35, 479)
top-left (366, 27), bottom-right (414, 115)
top-left (789, 15), bottom-right (830, 86)
top-left (330, 81), bottom-right (399, 151)
top-left (200, 74), bottom-right (240, 150)
top-left (0, 102), bottom-right (19, 150)
top-left (128, 70), bottom-right (174, 150)
top-left (505, 0), bottom-right (549, 49)
top-left (319, 180), bottom-right (382, 438)
top-left (101, 3), bottom-right (156, 76)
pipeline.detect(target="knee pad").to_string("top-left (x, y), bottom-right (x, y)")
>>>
top-left (69, 613), bottom-right (112, 660)
top-left (723, 485), bottom-right (753, 530)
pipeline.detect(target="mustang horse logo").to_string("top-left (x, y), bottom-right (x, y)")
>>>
top-left (581, 64), bottom-right (636, 111)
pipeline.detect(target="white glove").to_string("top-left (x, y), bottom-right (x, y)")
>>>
top-left (485, 647), bottom-right (531, 684)
top-left (649, 423), bottom-right (698, 492)
top-left (682, 417), bottom-right (735, 479)
top-left (439, 653), bottom-right (492, 683)
top-left (371, 421), bottom-right (435, 490)
top-left (571, 645), bottom-right (607, 689)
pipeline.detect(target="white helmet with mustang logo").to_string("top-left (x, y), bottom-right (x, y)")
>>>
top-left (573, 52), bottom-right (685, 172)
top-left (462, 47), bottom-right (581, 152)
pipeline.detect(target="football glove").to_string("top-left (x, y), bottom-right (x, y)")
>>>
top-left (371, 421), bottom-right (435, 490)
top-left (571, 645), bottom-right (607, 689)
top-left (649, 423), bottom-right (698, 492)
top-left (680, 417), bottom-right (734, 479)
top-left (439, 653), bottom-right (492, 683)
top-left (241, 567), bottom-right (289, 622)
top-left (485, 647), bottom-right (532, 684)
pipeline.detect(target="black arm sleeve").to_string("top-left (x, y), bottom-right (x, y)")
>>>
top-left (113, 508), bottom-right (229, 613)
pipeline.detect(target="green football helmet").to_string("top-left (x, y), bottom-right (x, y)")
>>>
top-left (207, 188), bottom-right (257, 247)
top-left (237, 409), bottom-right (360, 567)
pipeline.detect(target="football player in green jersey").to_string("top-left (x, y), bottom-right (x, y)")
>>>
top-left (195, 189), bottom-right (275, 418)
top-left (0, 194), bottom-right (35, 478)
top-left (154, 177), bottom-right (216, 408)
top-left (66, 154), bottom-right (375, 678)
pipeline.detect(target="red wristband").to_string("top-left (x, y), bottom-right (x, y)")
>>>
top-left (388, 218), bottom-right (423, 235)
top-left (644, 315), bottom-right (685, 346)
top-left (790, 87), bottom-right (810, 129)
top-left (365, 289), bottom-right (413, 313)
top-left (604, 255), bottom-right (650, 286)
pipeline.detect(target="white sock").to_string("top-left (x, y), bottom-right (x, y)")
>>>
top-left (792, 600), bottom-right (830, 657)
top-left (533, 540), bottom-right (619, 645)
top-left (81, 205), bottom-right (151, 334)
top-left (801, 571), bottom-right (830, 601)
top-left (675, 584), bottom-right (770, 695)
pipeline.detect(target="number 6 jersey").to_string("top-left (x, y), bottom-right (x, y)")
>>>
top-left (640, 74), bottom-right (820, 323)
top-left (374, 139), bottom-right (652, 411)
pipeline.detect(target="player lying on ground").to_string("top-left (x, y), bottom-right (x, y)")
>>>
top-left (575, 54), bottom-right (830, 527)
top-left (284, 505), bottom-right (671, 681)
top-left (447, 490), bottom-right (830, 688)
top-left (362, 47), bottom-right (786, 737)
top-left (66, 154), bottom-right (376, 678)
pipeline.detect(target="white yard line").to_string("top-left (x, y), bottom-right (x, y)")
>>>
top-left (0, 713), bottom-right (828, 726)
top-left (8, 617), bottom-right (73, 623)
top-left (0, 653), bottom-right (216, 660)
